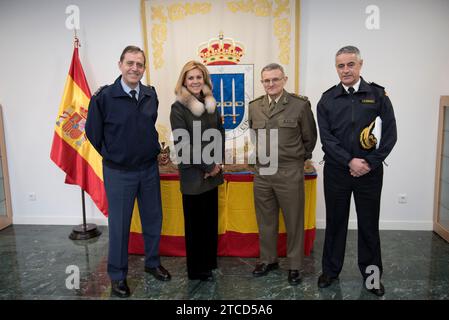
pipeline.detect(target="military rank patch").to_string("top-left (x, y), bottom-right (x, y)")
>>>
top-left (282, 118), bottom-right (296, 123)
top-left (289, 93), bottom-right (308, 101)
top-left (361, 99), bottom-right (376, 104)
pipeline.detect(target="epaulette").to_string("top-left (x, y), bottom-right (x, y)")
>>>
top-left (322, 85), bottom-right (337, 94)
top-left (93, 85), bottom-right (109, 96)
top-left (369, 82), bottom-right (385, 90)
top-left (249, 95), bottom-right (264, 104)
top-left (289, 92), bottom-right (308, 101)
top-left (146, 85), bottom-right (156, 93)
top-left (370, 82), bottom-right (388, 96)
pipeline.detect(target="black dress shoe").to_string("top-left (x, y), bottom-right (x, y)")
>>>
top-left (188, 271), bottom-right (214, 281)
top-left (364, 281), bottom-right (385, 297)
top-left (111, 279), bottom-right (130, 298)
top-left (144, 265), bottom-right (171, 281)
top-left (288, 270), bottom-right (302, 285)
top-left (252, 262), bottom-right (279, 277)
top-left (318, 273), bottom-right (338, 288)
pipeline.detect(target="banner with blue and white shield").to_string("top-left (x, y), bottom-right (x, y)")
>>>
top-left (207, 64), bottom-right (254, 141)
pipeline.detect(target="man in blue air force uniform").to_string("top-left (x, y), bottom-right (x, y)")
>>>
top-left (85, 46), bottom-right (171, 298)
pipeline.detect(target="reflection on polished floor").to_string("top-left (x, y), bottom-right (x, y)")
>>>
top-left (0, 225), bottom-right (448, 300)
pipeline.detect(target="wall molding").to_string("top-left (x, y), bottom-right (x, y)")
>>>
top-left (13, 216), bottom-right (433, 230)
top-left (316, 219), bottom-right (433, 231)
top-left (13, 216), bottom-right (108, 226)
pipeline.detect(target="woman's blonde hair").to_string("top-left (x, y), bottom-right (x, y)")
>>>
top-left (175, 60), bottom-right (213, 96)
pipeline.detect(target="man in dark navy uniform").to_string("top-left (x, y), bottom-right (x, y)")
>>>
top-left (86, 46), bottom-right (171, 298)
top-left (317, 46), bottom-right (397, 296)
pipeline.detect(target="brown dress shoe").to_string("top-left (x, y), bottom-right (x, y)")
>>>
top-left (252, 262), bottom-right (279, 277)
top-left (145, 265), bottom-right (172, 281)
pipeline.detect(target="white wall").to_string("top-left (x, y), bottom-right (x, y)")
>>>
top-left (0, 0), bottom-right (143, 226)
top-left (0, 0), bottom-right (448, 229)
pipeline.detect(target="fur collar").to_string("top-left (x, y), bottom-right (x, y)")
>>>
top-left (176, 85), bottom-right (216, 117)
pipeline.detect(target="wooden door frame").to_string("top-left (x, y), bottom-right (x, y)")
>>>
top-left (433, 96), bottom-right (449, 242)
top-left (0, 104), bottom-right (12, 230)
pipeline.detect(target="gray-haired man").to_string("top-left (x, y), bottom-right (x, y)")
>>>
top-left (248, 63), bottom-right (317, 285)
top-left (317, 46), bottom-right (397, 296)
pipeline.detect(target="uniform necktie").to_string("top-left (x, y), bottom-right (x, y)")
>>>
top-left (269, 100), bottom-right (276, 113)
top-left (130, 90), bottom-right (138, 104)
top-left (348, 87), bottom-right (355, 95)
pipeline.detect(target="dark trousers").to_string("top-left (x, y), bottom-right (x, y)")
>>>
top-left (103, 162), bottom-right (162, 281)
top-left (182, 187), bottom-right (218, 277)
top-left (322, 163), bottom-right (383, 279)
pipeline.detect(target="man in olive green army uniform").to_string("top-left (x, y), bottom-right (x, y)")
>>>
top-left (248, 63), bottom-right (317, 285)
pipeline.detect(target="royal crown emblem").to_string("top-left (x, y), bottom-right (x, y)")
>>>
top-left (198, 32), bottom-right (244, 65)
top-left (196, 33), bottom-right (253, 171)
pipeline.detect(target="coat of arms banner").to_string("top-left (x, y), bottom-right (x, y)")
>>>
top-left (141, 0), bottom-right (300, 163)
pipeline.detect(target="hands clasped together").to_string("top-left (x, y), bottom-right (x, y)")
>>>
top-left (349, 158), bottom-right (371, 177)
top-left (204, 164), bottom-right (222, 179)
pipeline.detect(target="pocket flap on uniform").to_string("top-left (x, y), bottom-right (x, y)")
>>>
top-left (278, 118), bottom-right (298, 128)
top-left (252, 120), bottom-right (266, 129)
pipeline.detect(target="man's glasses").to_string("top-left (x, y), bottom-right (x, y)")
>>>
top-left (261, 77), bottom-right (284, 85)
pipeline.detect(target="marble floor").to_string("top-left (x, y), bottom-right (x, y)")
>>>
top-left (0, 225), bottom-right (448, 300)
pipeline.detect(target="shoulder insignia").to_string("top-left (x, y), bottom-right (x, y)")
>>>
top-left (289, 92), bottom-right (308, 101)
top-left (322, 85), bottom-right (336, 94)
top-left (93, 85), bottom-right (108, 96)
top-left (147, 85), bottom-right (157, 93)
top-left (370, 82), bottom-right (388, 96)
top-left (249, 95), bottom-right (264, 104)
top-left (369, 82), bottom-right (385, 90)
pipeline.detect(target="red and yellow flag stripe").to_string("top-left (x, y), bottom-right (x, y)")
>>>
top-left (50, 47), bottom-right (107, 216)
top-left (129, 174), bottom-right (317, 257)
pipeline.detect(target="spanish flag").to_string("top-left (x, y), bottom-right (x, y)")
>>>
top-left (50, 40), bottom-right (108, 216)
top-left (129, 174), bottom-right (317, 257)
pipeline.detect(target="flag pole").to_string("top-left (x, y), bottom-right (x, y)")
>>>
top-left (69, 189), bottom-right (101, 240)
top-left (68, 32), bottom-right (102, 240)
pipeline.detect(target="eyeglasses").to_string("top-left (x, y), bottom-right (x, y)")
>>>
top-left (261, 77), bottom-right (284, 85)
